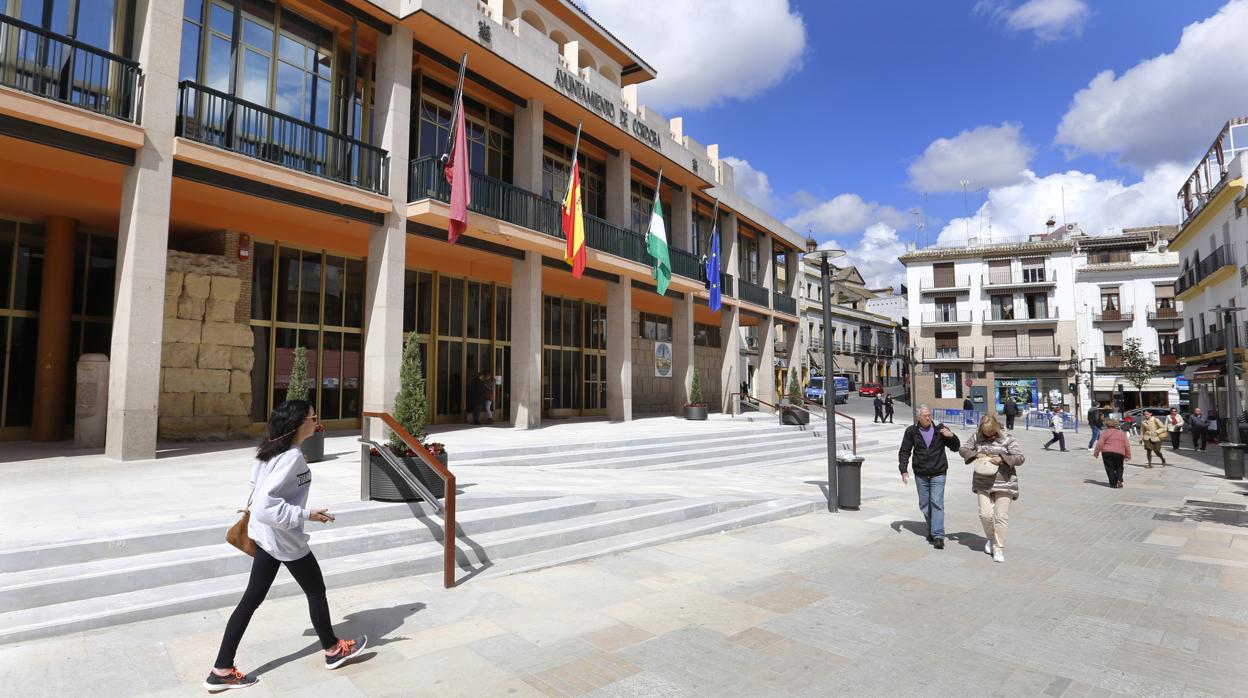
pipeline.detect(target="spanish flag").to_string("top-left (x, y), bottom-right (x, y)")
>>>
top-left (562, 163), bottom-right (586, 277)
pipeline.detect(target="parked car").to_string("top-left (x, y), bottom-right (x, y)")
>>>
top-left (1116, 407), bottom-right (1171, 433)
top-left (858, 383), bottom-right (882, 397)
top-left (804, 376), bottom-right (849, 405)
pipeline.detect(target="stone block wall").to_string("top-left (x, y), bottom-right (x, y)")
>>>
top-left (158, 250), bottom-right (254, 440)
top-left (631, 310), bottom-right (673, 415)
top-left (694, 345), bottom-right (723, 408)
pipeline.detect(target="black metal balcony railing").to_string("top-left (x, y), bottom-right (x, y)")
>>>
top-left (1178, 337), bottom-right (1203, 358)
top-left (669, 247), bottom-right (701, 281)
top-left (922, 311), bottom-right (971, 324)
top-left (773, 292), bottom-right (797, 315)
top-left (0, 13), bottom-right (140, 121)
top-left (983, 269), bottom-right (1053, 286)
top-left (855, 343), bottom-right (874, 354)
top-left (720, 272), bottom-right (735, 298)
top-left (923, 347), bottom-right (975, 360)
top-left (177, 81), bottom-right (388, 194)
top-left (1092, 309), bottom-right (1134, 323)
top-left (739, 279), bottom-right (770, 307)
top-left (1147, 305), bottom-right (1181, 321)
top-left (919, 276), bottom-right (971, 290)
top-left (983, 308), bottom-right (1059, 322)
top-left (1176, 244), bottom-right (1237, 295)
top-left (986, 343), bottom-right (1061, 359)
top-left (876, 344), bottom-right (895, 358)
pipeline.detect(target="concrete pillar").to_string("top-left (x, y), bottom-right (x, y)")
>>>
top-left (562, 40), bottom-right (579, 73)
top-left (31, 216), bottom-right (75, 441)
top-left (605, 150), bottom-right (631, 228)
top-left (671, 185), bottom-right (692, 251)
top-left (760, 232), bottom-right (774, 292)
top-left (757, 315), bottom-right (776, 407)
top-left (719, 302), bottom-right (741, 414)
top-left (106, 0), bottom-right (182, 460)
top-left (606, 280), bottom-right (632, 421)
top-left (787, 250), bottom-right (800, 297)
top-left (672, 295), bottom-right (694, 412)
top-left (510, 252), bottom-right (542, 428)
top-left (784, 319), bottom-right (803, 398)
top-left (362, 24), bottom-right (413, 440)
top-left (513, 98), bottom-right (544, 194)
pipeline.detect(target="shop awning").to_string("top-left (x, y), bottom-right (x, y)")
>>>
top-left (1191, 362), bottom-right (1225, 381)
top-left (1092, 377), bottom-right (1177, 392)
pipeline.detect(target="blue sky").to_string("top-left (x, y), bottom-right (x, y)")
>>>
top-left (584, 0), bottom-right (1248, 288)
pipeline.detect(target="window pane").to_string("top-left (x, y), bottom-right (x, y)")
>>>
top-left (250, 326), bottom-right (270, 421)
top-left (275, 247), bottom-right (299, 322)
top-left (209, 3), bottom-right (233, 34)
top-left (449, 278), bottom-right (465, 337)
top-left (466, 282), bottom-right (481, 339)
top-left (0, 220), bottom-right (15, 309)
top-left (278, 34), bottom-right (305, 67)
top-left (180, 20), bottom-right (202, 82)
top-left (299, 252), bottom-right (322, 325)
top-left (243, 18), bottom-right (273, 49)
top-left (403, 269), bottom-right (417, 334)
top-left (252, 242), bottom-right (274, 321)
top-left (275, 61), bottom-right (305, 118)
top-left (13, 225), bottom-right (44, 311)
top-left (344, 259), bottom-right (364, 328)
top-left (323, 256), bottom-right (343, 326)
top-left (416, 271), bottom-right (432, 334)
top-left (207, 34), bottom-right (232, 92)
top-left (84, 236), bottom-right (116, 317)
top-left (320, 332), bottom-right (342, 420)
top-left (342, 333), bottom-right (361, 418)
top-left (5, 318), bottom-right (38, 427)
top-left (241, 49), bottom-right (270, 105)
top-left (185, 0), bottom-right (204, 20)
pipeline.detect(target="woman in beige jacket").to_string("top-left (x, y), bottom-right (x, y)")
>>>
top-left (959, 414), bottom-right (1024, 563)
top-left (1139, 410), bottom-right (1167, 467)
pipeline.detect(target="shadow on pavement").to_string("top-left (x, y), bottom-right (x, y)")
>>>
top-left (251, 601), bottom-right (428, 676)
top-left (890, 520), bottom-right (929, 539)
top-left (1083, 478), bottom-right (1113, 488)
top-left (946, 531), bottom-right (989, 551)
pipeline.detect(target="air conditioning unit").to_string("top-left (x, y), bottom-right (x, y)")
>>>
top-left (1065, 223), bottom-right (1077, 232)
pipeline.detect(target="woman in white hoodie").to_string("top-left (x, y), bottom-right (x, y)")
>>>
top-left (205, 400), bottom-right (366, 692)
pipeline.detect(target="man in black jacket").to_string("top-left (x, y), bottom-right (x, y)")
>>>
top-left (1002, 398), bottom-right (1018, 430)
top-left (873, 395), bottom-right (884, 423)
top-left (898, 405), bottom-right (961, 549)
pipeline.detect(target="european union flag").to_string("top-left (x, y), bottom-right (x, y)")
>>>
top-left (706, 221), bottom-right (722, 312)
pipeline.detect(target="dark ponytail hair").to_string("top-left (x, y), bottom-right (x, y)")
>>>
top-left (257, 399), bottom-right (311, 461)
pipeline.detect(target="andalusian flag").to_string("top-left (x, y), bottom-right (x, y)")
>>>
top-left (646, 195), bottom-right (671, 295)
top-left (562, 163), bottom-right (586, 277)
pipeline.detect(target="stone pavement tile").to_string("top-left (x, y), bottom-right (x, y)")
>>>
top-left (391, 616), bottom-right (510, 659)
top-left (599, 598), bottom-right (691, 636)
top-left (624, 587), bottom-right (778, 637)
top-left (586, 670), bottom-right (689, 698)
top-left (579, 623), bottom-right (655, 653)
top-left (468, 633), bottom-right (597, 676)
top-left (581, 550), bottom-right (680, 581)
top-left (494, 566), bottom-right (651, 611)
top-left (1145, 533), bottom-right (1189, 547)
top-left (634, 568), bottom-right (708, 592)
top-left (757, 595), bottom-right (895, 660)
top-left (0, 630), bottom-right (183, 698)
top-left (724, 522), bottom-right (813, 545)
top-left (487, 602), bottom-right (619, 646)
top-left (741, 584), bottom-right (827, 614)
top-left (612, 626), bottom-right (765, 694)
top-left (346, 644), bottom-right (514, 697)
top-left (521, 649), bottom-right (641, 697)
top-left (960, 616), bottom-right (1132, 686)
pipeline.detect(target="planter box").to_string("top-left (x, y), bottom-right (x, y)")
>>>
top-left (684, 405), bottom-right (708, 421)
top-left (369, 451), bottom-right (448, 502)
top-left (780, 409), bottom-right (810, 426)
top-left (301, 431), bottom-right (325, 462)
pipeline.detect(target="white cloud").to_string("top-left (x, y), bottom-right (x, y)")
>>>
top-left (907, 122), bottom-right (1034, 193)
top-left (975, 0), bottom-right (1090, 42)
top-left (722, 157), bottom-right (777, 211)
top-left (784, 194), bottom-right (912, 236)
top-left (932, 164), bottom-right (1186, 246)
top-left (1056, 0), bottom-right (1248, 169)
top-left (822, 224), bottom-right (909, 291)
top-left (581, 0), bottom-right (805, 111)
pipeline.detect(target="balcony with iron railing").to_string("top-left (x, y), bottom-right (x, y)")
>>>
top-left (1175, 244), bottom-right (1237, 296)
top-left (1147, 305), bottom-right (1182, 323)
top-left (985, 343), bottom-right (1062, 360)
top-left (982, 307), bottom-right (1059, 323)
top-left (1091, 309), bottom-right (1134, 323)
top-left (1178, 337), bottom-right (1204, 358)
top-left (738, 279), bottom-right (770, 308)
top-left (0, 13), bottom-right (140, 122)
top-left (918, 276), bottom-right (971, 293)
top-left (923, 346), bottom-right (975, 361)
top-left (982, 268), bottom-right (1055, 288)
top-left (773, 291), bottom-right (797, 316)
top-left (177, 81), bottom-right (389, 193)
top-left (921, 311), bottom-right (972, 326)
top-left (1177, 117), bottom-right (1248, 229)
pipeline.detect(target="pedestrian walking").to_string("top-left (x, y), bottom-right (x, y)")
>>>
top-left (1002, 398), bottom-right (1018, 431)
top-left (884, 394), bottom-right (895, 423)
top-left (1190, 407), bottom-right (1209, 451)
top-left (1086, 402), bottom-right (1103, 452)
top-left (206, 400), bottom-right (366, 692)
top-left (1139, 410), bottom-right (1167, 467)
top-left (898, 406), bottom-right (961, 549)
top-left (479, 371), bottom-right (495, 423)
top-left (1094, 417), bottom-right (1131, 488)
top-left (1165, 407), bottom-right (1184, 451)
top-left (873, 395), bottom-right (884, 423)
top-left (958, 414), bottom-right (1023, 563)
top-left (467, 373), bottom-right (487, 425)
top-left (1042, 406), bottom-right (1067, 451)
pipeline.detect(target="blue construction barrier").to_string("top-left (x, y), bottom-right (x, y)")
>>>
top-left (934, 409), bottom-right (983, 428)
top-left (1025, 411), bottom-right (1080, 432)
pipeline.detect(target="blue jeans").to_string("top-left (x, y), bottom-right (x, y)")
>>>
top-left (1087, 425), bottom-right (1101, 449)
top-left (915, 474), bottom-right (946, 540)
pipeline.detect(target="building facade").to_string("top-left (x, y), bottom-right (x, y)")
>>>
top-left (0, 0), bottom-right (808, 455)
top-left (1173, 118), bottom-right (1248, 424)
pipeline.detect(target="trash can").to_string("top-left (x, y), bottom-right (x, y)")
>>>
top-left (1221, 443), bottom-right (1245, 480)
top-left (836, 454), bottom-right (864, 510)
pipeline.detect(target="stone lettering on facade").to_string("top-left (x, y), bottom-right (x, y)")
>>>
top-left (554, 69), bottom-right (661, 151)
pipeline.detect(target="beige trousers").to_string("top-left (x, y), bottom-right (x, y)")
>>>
top-left (977, 491), bottom-right (1011, 549)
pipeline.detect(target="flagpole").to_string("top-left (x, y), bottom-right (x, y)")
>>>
top-left (648, 168), bottom-right (664, 241)
top-left (441, 52), bottom-right (469, 166)
top-left (566, 121), bottom-right (583, 195)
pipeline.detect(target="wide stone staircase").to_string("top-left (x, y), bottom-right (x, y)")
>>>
top-left (0, 416), bottom-right (901, 644)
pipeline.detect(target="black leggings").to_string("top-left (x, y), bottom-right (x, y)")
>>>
top-left (214, 547), bottom-right (338, 669)
top-left (1102, 452), bottom-right (1124, 486)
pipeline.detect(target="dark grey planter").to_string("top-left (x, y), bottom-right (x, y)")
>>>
top-left (369, 451), bottom-right (448, 502)
top-left (300, 431), bottom-right (325, 462)
top-left (684, 405), bottom-right (708, 420)
top-left (781, 409), bottom-right (810, 426)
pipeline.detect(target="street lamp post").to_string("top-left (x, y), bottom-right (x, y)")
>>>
top-left (806, 246), bottom-right (846, 512)
top-left (1219, 307), bottom-right (1244, 479)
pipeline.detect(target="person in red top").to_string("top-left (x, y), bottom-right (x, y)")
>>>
top-left (1093, 417), bottom-right (1132, 488)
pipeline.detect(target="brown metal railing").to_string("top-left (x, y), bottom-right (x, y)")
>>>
top-left (361, 411), bottom-right (457, 589)
top-left (730, 392), bottom-right (856, 453)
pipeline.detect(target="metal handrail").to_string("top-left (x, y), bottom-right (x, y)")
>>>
top-left (729, 392), bottom-right (856, 453)
top-left (361, 412), bottom-right (457, 589)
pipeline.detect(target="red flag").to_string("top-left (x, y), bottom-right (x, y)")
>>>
top-left (443, 95), bottom-right (470, 244)
top-left (562, 164), bottom-right (586, 278)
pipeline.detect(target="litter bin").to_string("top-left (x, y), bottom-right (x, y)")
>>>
top-left (1221, 443), bottom-right (1245, 480)
top-left (836, 454), bottom-right (864, 510)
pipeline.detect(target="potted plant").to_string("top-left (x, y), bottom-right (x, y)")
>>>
top-left (287, 346), bottom-right (325, 462)
top-left (684, 370), bottom-right (708, 420)
top-left (781, 371), bottom-right (810, 426)
top-left (370, 333), bottom-right (447, 502)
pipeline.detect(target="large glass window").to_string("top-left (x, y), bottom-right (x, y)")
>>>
top-left (630, 180), bottom-right (672, 235)
top-left (543, 138), bottom-right (604, 217)
top-left (414, 76), bottom-right (513, 181)
top-left (542, 295), bottom-right (605, 413)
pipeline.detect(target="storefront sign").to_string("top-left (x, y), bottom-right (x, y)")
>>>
top-left (554, 68), bottom-right (662, 150)
top-left (655, 341), bottom-right (672, 378)
top-left (939, 372), bottom-right (957, 399)
top-left (995, 378), bottom-right (1038, 411)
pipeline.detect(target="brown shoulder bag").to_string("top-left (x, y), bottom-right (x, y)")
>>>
top-left (226, 491), bottom-right (256, 556)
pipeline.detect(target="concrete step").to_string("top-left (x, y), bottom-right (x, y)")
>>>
top-left (549, 432), bottom-right (880, 470)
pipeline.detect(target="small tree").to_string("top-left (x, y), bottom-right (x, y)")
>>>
top-left (1120, 337), bottom-right (1157, 412)
top-left (286, 346), bottom-right (310, 402)
top-left (390, 332), bottom-right (428, 452)
top-left (787, 370), bottom-right (803, 406)
top-left (689, 370), bottom-right (704, 406)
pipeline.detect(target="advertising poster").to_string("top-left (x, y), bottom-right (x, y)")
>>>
top-left (939, 372), bottom-right (957, 399)
top-left (995, 378), bottom-right (1038, 411)
top-left (655, 341), bottom-right (672, 378)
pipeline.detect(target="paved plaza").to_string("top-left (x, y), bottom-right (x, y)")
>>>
top-left (2, 414), bottom-right (1247, 697)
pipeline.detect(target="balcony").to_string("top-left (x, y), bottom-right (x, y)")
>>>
top-left (1178, 337), bottom-right (1204, 359)
top-left (854, 343), bottom-right (874, 355)
top-left (720, 272), bottom-right (735, 298)
top-left (0, 13), bottom-right (140, 121)
top-left (982, 268), bottom-right (1055, 289)
top-left (918, 276), bottom-right (971, 294)
top-left (1176, 244), bottom-right (1237, 297)
top-left (1178, 118), bottom-right (1247, 230)
top-left (986, 343), bottom-right (1062, 360)
top-left (1091, 309), bottom-right (1134, 324)
top-left (923, 347), bottom-right (975, 362)
top-left (982, 308), bottom-right (1059, 324)
top-left (773, 291), bottom-right (797, 316)
top-left (177, 81), bottom-right (388, 193)
top-left (1159, 354), bottom-right (1178, 368)
top-left (1147, 305), bottom-right (1182, 325)
top-left (738, 279), bottom-right (770, 308)
top-left (1102, 354), bottom-right (1124, 369)
top-left (921, 311), bottom-right (972, 326)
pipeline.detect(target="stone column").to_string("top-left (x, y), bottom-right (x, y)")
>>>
top-left (760, 232), bottom-right (775, 298)
top-left (106, 0), bottom-right (182, 460)
top-left (784, 319), bottom-right (803, 397)
top-left (671, 185), bottom-right (692, 251)
top-left (757, 315), bottom-right (777, 407)
top-left (31, 216), bottom-right (75, 441)
top-left (605, 150), bottom-right (631, 228)
top-left (362, 24), bottom-right (413, 440)
top-left (513, 98), bottom-right (544, 194)
top-left (510, 252), bottom-right (542, 428)
top-left (672, 295), bottom-right (694, 412)
top-left (718, 212), bottom-right (740, 412)
top-left (606, 279), bottom-right (632, 421)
